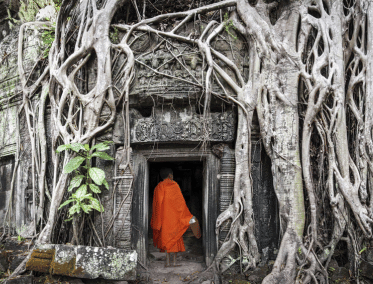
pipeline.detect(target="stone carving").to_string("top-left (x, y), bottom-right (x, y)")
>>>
top-left (113, 147), bottom-right (133, 249)
top-left (212, 143), bottom-right (226, 158)
top-left (219, 146), bottom-right (235, 244)
top-left (131, 110), bottom-right (235, 143)
top-left (129, 32), bottom-right (250, 98)
top-left (132, 45), bottom-right (222, 97)
top-left (0, 105), bottom-right (17, 157)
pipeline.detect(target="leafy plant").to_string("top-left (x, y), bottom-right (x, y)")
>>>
top-left (17, 235), bottom-right (25, 242)
top-left (53, 0), bottom-right (62, 6)
top-left (223, 13), bottom-right (237, 40)
top-left (57, 141), bottom-right (114, 221)
top-left (41, 23), bottom-right (56, 58)
top-left (109, 27), bottom-right (119, 43)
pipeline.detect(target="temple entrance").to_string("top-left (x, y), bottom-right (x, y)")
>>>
top-left (131, 147), bottom-right (220, 267)
top-left (148, 161), bottom-right (204, 262)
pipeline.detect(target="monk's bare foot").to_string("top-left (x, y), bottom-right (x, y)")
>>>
top-left (172, 253), bottom-right (181, 266)
top-left (165, 253), bottom-right (171, 267)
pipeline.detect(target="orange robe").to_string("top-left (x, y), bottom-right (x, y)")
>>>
top-left (151, 178), bottom-right (193, 253)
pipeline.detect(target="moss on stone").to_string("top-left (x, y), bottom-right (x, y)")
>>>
top-left (50, 256), bottom-right (84, 277)
top-left (26, 249), bottom-right (55, 273)
top-left (18, 0), bottom-right (55, 22)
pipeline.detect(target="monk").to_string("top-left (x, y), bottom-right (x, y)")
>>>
top-left (150, 167), bottom-right (193, 267)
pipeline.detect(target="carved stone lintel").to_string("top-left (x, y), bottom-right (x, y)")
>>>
top-left (130, 109), bottom-right (236, 143)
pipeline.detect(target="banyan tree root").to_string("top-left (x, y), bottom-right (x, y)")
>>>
top-left (38, 0), bottom-right (134, 244)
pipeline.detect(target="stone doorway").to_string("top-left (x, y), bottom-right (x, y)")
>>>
top-left (131, 147), bottom-right (219, 267)
top-left (148, 161), bottom-right (204, 263)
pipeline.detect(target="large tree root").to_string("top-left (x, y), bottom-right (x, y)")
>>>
top-left (263, 230), bottom-right (326, 284)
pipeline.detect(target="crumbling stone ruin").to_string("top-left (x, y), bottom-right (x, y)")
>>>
top-left (1, 0), bottom-right (373, 283)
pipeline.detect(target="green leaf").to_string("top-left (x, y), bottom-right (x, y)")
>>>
top-left (91, 141), bottom-right (112, 152)
top-left (81, 193), bottom-right (93, 200)
top-left (90, 198), bottom-right (104, 212)
top-left (59, 199), bottom-right (74, 209)
top-left (74, 184), bottom-right (87, 201)
top-left (70, 143), bottom-right (87, 153)
top-left (91, 151), bottom-right (114, 161)
top-left (68, 175), bottom-right (84, 192)
top-left (89, 183), bottom-right (101, 193)
top-left (359, 247), bottom-right (367, 254)
top-left (81, 203), bottom-right (92, 214)
top-left (84, 144), bottom-right (90, 151)
top-left (69, 204), bottom-right (80, 216)
top-left (63, 156), bottom-right (86, 173)
top-left (103, 179), bottom-right (109, 190)
top-left (89, 167), bottom-right (105, 185)
top-left (56, 144), bottom-right (71, 153)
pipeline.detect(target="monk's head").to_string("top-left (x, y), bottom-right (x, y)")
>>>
top-left (160, 167), bottom-right (173, 180)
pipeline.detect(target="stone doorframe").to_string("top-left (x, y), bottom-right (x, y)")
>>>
top-left (131, 147), bottom-right (220, 267)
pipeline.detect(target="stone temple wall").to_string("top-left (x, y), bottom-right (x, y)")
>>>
top-left (0, 18), bottom-right (279, 259)
top-left (0, 23), bottom-right (22, 230)
top-left (0, 20), bottom-right (46, 234)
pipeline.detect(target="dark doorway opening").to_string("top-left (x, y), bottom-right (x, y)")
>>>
top-left (148, 161), bottom-right (204, 262)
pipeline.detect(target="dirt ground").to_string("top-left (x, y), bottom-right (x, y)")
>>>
top-left (144, 229), bottom-right (214, 284)
top-left (2, 232), bottom-right (363, 284)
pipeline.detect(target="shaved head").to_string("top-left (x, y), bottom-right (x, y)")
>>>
top-left (160, 167), bottom-right (173, 180)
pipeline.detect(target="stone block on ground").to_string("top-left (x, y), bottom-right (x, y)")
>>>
top-left (4, 238), bottom-right (32, 251)
top-left (361, 260), bottom-right (373, 280)
top-left (65, 279), bottom-right (85, 284)
top-left (364, 248), bottom-right (373, 263)
top-left (26, 246), bottom-right (55, 273)
top-left (0, 250), bottom-right (9, 272)
top-left (9, 254), bottom-right (27, 271)
top-left (247, 266), bottom-right (269, 283)
top-left (26, 244), bottom-right (137, 281)
top-left (330, 267), bottom-right (350, 282)
top-left (6, 275), bottom-right (33, 284)
top-left (327, 258), bottom-right (339, 271)
top-left (0, 262), bottom-right (6, 272)
top-left (361, 278), bottom-right (373, 284)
